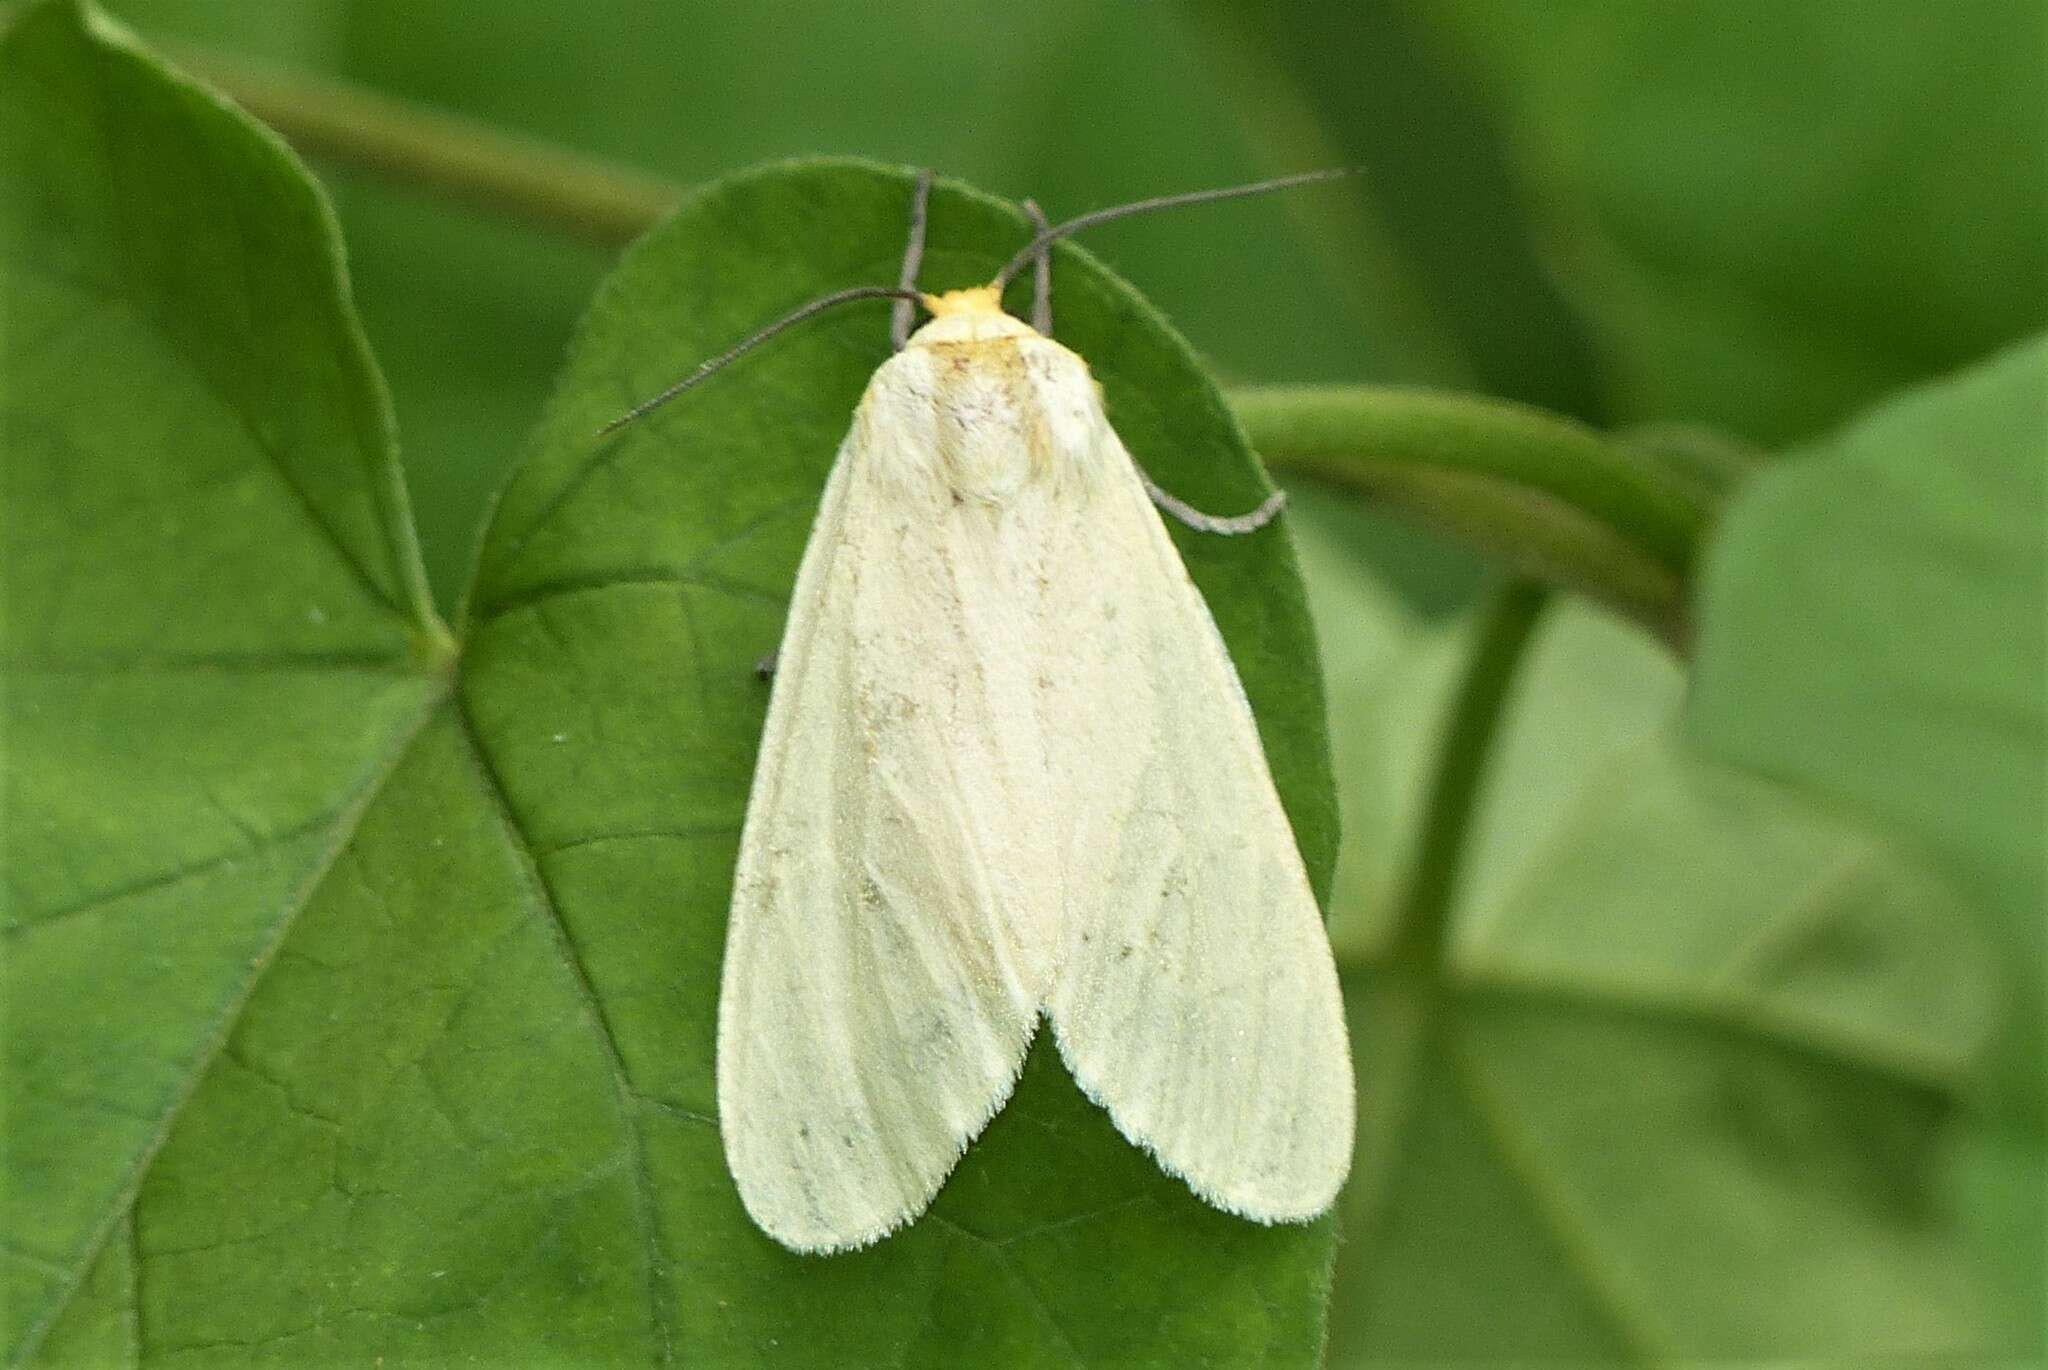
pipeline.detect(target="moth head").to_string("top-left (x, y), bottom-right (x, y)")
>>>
top-left (921, 285), bottom-right (1004, 318)
top-left (908, 286), bottom-right (1038, 348)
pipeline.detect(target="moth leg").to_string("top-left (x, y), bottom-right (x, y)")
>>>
top-left (1022, 198), bottom-right (1053, 336)
top-left (1139, 467), bottom-right (1288, 536)
top-left (890, 168), bottom-right (934, 351)
top-left (754, 649), bottom-right (778, 681)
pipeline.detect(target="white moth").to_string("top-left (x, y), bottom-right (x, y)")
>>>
top-left (715, 280), bottom-right (1354, 1254)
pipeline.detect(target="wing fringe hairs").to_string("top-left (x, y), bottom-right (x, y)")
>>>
top-left (717, 286), bottom-right (1353, 1254)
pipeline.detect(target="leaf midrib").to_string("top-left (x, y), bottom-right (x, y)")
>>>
top-left (448, 694), bottom-right (677, 1368)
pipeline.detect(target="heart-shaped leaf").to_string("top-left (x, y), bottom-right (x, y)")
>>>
top-left (3, 2), bottom-right (447, 1359)
top-left (3, 6), bottom-right (1343, 1363)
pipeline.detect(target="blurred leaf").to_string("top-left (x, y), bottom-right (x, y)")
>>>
top-left (1188, 0), bottom-right (1609, 419)
top-left (1445, 604), bottom-right (1689, 930)
top-left (1688, 334), bottom-right (2048, 1351)
top-left (1434, 0), bottom-right (2048, 443)
top-left (1284, 489), bottom-right (1474, 962)
top-left (2, 10), bottom-right (1346, 1356)
top-left (1289, 556), bottom-right (1996, 1357)
top-left (1344, 731), bottom-right (1990, 1359)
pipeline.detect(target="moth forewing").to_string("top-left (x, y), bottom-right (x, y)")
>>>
top-left (717, 287), bottom-right (1352, 1253)
top-left (716, 338), bottom-right (1040, 1255)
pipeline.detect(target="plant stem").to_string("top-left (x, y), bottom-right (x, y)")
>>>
top-left (166, 42), bottom-right (680, 246)
top-left (1235, 384), bottom-right (1713, 651)
top-left (1391, 580), bottom-right (1548, 975)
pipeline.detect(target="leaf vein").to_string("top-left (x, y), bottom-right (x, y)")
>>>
top-left (3, 801), bottom-right (347, 942)
top-left (6, 691), bottom-right (443, 1368)
top-left (5, 651), bottom-right (430, 675)
top-left (927, 1215), bottom-right (1085, 1362)
top-left (450, 695), bottom-right (676, 1367)
top-left (471, 489), bottom-right (812, 629)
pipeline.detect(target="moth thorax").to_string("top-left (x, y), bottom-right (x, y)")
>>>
top-left (930, 354), bottom-right (1051, 504)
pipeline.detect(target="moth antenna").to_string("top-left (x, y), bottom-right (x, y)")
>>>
top-left (598, 284), bottom-right (927, 436)
top-left (1021, 198), bottom-right (1053, 335)
top-left (891, 169), bottom-right (934, 351)
top-left (991, 168), bottom-right (1353, 289)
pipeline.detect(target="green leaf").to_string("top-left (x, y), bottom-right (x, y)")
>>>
top-left (1, 1), bottom-right (448, 1358)
top-left (1282, 531), bottom-right (1998, 1358)
top-left (3, 10), bottom-right (1344, 1361)
top-left (1432, 0), bottom-right (2048, 443)
top-left (1688, 335), bottom-right (2048, 1351)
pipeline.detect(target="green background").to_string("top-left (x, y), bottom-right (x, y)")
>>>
top-left (4, 0), bottom-right (2043, 1363)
